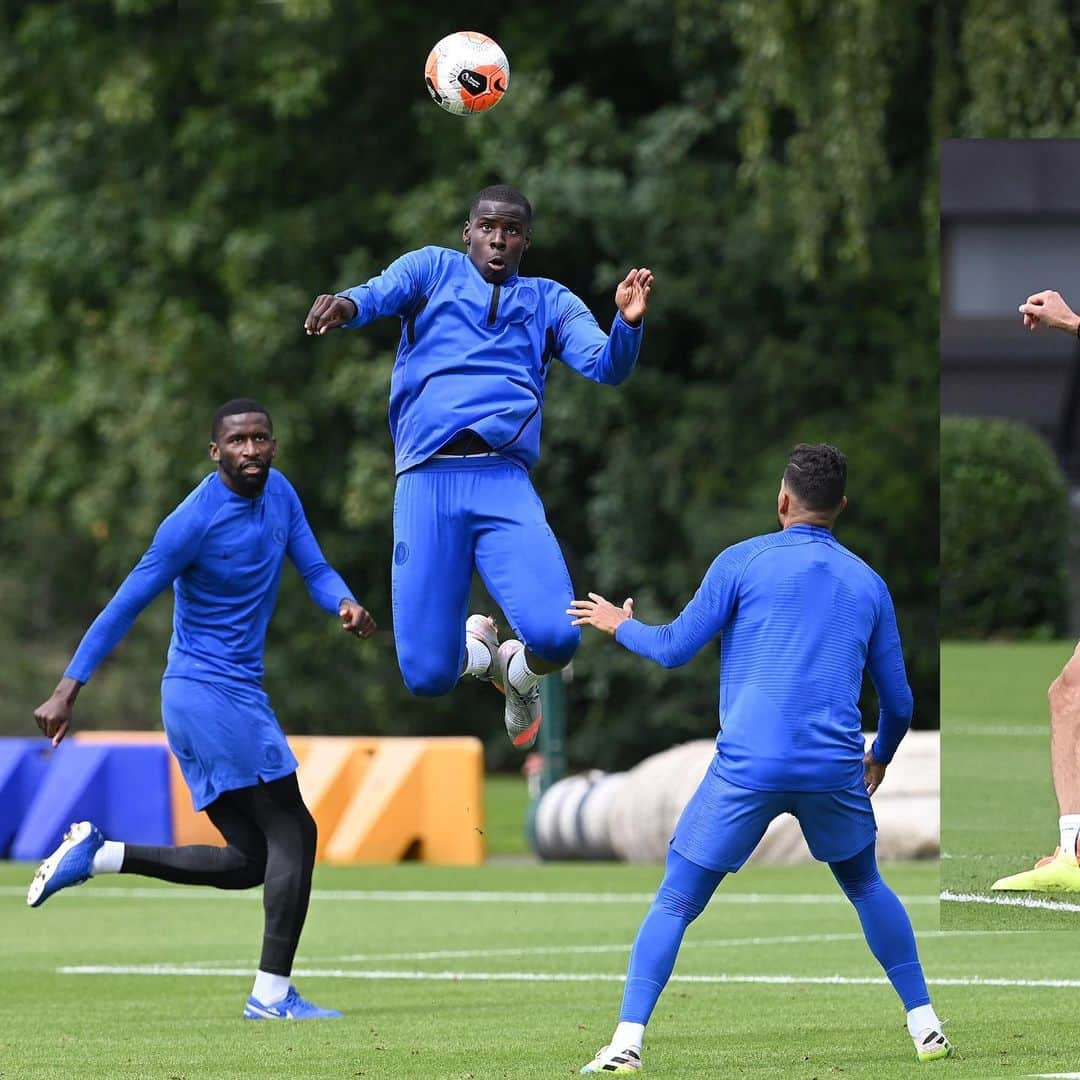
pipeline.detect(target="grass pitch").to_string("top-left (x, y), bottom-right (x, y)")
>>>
top-left (940, 641), bottom-right (1080, 931)
top-left (4, 856), bottom-right (1080, 1078)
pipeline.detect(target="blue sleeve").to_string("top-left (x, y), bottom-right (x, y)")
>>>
top-left (285, 484), bottom-right (356, 616)
top-left (553, 287), bottom-right (642, 386)
top-left (337, 248), bottom-right (432, 328)
top-left (866, 577), bottom-right (914, 764)
top-left (613, 552), bottom-right (737, 668)
top-left (64, 503), bottom-right (208, 684)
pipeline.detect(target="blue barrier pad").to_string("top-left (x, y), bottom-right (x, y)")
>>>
top-left (0, 739), bottom-right (53, 858)
top-left (11, 742), bottom-right (172, 861)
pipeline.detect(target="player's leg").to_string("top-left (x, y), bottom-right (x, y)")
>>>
top-left (473, 462), bottom-right (579, 746)
top-left (993, 641), bottom-right (1080, 890)
top-left (25, 782), bottom-right (268, 906)
top-left (392, 463), bottom-right (477, 696)
top-left (225, 773), bottom-right (336, 1019)
top-left (799, 789), bottom-right (951, 1063)
top-left (581, 764), bottom-right (774, 1073)
top-left (828, 842), bottom-right (950, 1061)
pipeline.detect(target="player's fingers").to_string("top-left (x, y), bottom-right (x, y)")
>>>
top-left (587, 592), bottom-right (607, 603)
top-left (51, 719), bottom-right (70, 748)
top-left (304, 295), bottom-right (331, 332)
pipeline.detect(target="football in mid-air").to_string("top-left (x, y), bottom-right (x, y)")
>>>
top-left (424, 31), bottom-right (509, 116)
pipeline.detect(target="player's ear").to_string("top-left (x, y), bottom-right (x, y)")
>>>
top-left (462, 221), bottom-right (471, 246)
top-left (208, 441), bottom-right (220, 462)
top-left (837, 495), bottom-right (848, 516)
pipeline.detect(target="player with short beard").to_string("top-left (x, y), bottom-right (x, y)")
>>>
top-left (28, 399), bottom-right (375, 1021)
top-left (570, 444), bottom-right (951, 1071)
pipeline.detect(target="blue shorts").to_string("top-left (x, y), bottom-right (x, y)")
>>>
top-left (391, 455), bottom-right (580, 696)
top-left (671, 754), bottom-right (877, 872)
top-left (160, 676), bottom-right (298, 811)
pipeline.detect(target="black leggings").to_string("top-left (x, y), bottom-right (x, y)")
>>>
top-left (121, 773), bottom-right (317, 976)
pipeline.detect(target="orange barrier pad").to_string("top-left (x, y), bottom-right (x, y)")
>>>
top-left (74, 733), bottom-right (485, 865)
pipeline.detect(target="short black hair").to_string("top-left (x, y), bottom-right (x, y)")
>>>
top-left (211, 398), bottom-right (272, 442)
top-left (468, 184), bottom-right (532, 224)
top-left (783, 443), bottom-right (847, 511)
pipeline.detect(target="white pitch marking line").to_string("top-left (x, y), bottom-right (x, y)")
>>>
top-left (55, 965), bottom-right (1080, 990)
top-left (947, 725), bottom-right (1047, 738)
top-left (941, 890), bottom-right (1080, 913)
top-left (320, 928), bottom-right (1030, 964)
top-left (0, 885), bottom-right (938, 905)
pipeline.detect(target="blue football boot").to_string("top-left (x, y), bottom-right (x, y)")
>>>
top-left (27, 821), bottom-right (105, 908)
top-left (243, 985), bottom-right (343, 1021)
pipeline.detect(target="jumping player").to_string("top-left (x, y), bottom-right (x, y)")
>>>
top-left (303, 184), bottom-right (653, 749)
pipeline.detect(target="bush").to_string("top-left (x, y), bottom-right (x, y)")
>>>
top-left (941, 416), bottom-right (1069, 638)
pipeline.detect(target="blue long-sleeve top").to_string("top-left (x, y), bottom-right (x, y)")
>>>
top-left (615, 524), bottom-right (913, 792)
top-left (337, 246), bottom-right (643, 475)
top-left (66, 470), bottom-right (356, 686)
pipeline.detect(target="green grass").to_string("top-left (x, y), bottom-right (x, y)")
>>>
top-left (941, 640), bottom-right (1080, 929)
top-left (5, 858), bottom-right (1080, 1077)
top-left (483, 773), bottom-right (532, 857)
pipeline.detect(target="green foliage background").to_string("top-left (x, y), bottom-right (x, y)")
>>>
top-left (940, 417), bottom-right (1069, 639)
top-left (4, 0), bottom-right (1062, 767)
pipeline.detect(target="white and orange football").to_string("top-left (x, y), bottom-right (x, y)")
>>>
top-left (424, 31), bottom-right (510, 116)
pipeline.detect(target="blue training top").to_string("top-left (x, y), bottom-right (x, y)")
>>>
top-left (337, 246), bottom-right (642, 474)
top-left (615, 524), bottom-right (913, 792)
top-left (66, 470), bottom-right (356, 686)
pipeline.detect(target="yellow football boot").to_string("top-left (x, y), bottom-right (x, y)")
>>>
top-left (991, 847), bottom-right (1080, 892)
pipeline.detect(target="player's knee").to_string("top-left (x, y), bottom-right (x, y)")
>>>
top-left (225, 847), bottom-right (266, 889)
top-left (399, 654), bottom-right (460, 698)
top-left (524, 622), bottom-right (580, 667)
top-left (654, 884), bottom-right (708, 923)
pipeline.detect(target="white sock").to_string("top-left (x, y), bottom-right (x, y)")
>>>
top-left (91, 841), bottom-right (125, 875)
top-left (611, 1021), bottom-right (645, 1052)
top-left (1059, 814), bottom-right (1080, 857)
top-left (508, 647), bottom-right (540, 695)
top-left (906, 1003), bottom-right (941, 1038)
top-left (461, 637), bottom-right (492, 679)
top-left (252, 970), bottom-right (291, 1005)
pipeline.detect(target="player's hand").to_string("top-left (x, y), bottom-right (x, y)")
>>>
top-left (1018, 290), bottom-right (1080, 335)
top-left (568, 593), bottom-right (634, 636)
top-left (34, 679), bottom-right (81, 748)
top-left (339, 600), bottom-right (376, 639)
top-left (615, 268), bottom-right (654, 327)
top-left (863, 750), bottom-right (886, 797)
top-left (304, 294), bottom-right (358, 336)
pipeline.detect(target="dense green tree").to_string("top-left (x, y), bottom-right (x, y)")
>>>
top-left (4, 0), bottom-right (1055, 766)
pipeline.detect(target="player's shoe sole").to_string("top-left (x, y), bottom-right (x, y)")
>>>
top-left (580, 1045), bottom-right (642, 1073)
top-left (27, 821), bottom-right (105, 908)
top-left (465, 613), bottom-right (501, 688)
top-left (496, 639), bottom-right (543, 748)
top-left (243, 985), bottom-right (343, 1020)
top-left (914, 1028), bottom-right (953, 1062)
top-left (991, 850), bottom-right (1080, 892)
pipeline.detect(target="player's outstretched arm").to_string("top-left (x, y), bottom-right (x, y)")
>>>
top-left (34, 676), bottom-right (83, 748)
top-left (304, 294), bottom-right (358, 336)
top-left (1019, 290), bottom-right (1080, 335)
top-left (615, 268), bottom-right (654, 327)
top-left (339, 599), bottom-right (377, 639)
top-left (568, 593), bottom-right (634, 635)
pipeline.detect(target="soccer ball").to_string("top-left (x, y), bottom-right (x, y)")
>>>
top-left (424, 31), bottom-right (509, 116)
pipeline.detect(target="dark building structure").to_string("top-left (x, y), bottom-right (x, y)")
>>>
top-left (941, 139), bottom-right (1080, 483)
